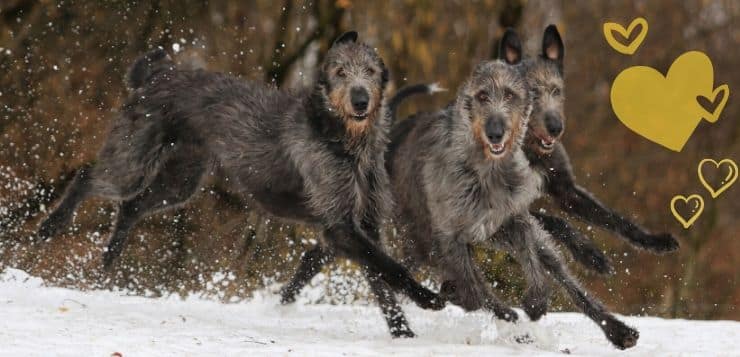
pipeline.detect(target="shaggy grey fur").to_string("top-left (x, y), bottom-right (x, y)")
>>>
top-left (520, 25), bottom-right (678, 274)
top-left (37, 32), bottom-right (443, 337)
top-left (388, 30), bottom-right (639, 349)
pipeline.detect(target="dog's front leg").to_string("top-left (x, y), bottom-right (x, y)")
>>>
top-left (436, 238), bottom-right (518, 321)
top-left (541, 145), bottom-right (678, 253)
top-left (549, 180), bottom-right (679, 253)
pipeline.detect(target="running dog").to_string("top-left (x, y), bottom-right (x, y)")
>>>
top-left (37, 31), bottom-right (443, 337)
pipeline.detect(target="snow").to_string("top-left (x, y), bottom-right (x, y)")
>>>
top-left (1, 268), bottom-right (738, 356)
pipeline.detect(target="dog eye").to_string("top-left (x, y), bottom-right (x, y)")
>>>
top-left (336, 68), bottom-right (346, 78)
top-left (365, 67), bottom-right (376, 76)
top-left (503, 89), bottom-right (516, 101)
top-left (476, 91), bottom-right (489, 102)
top-left (552, 87), bottom-right (561, 97)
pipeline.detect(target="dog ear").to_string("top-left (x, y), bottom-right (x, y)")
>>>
top-left (542, 25), bottom-right (564, 64)
top-left (333, 31), bottom-right (358, 47)
top-left (498, 28), bottom-right (522, 65)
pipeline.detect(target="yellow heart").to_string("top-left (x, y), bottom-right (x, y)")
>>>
top-left (670, 194), bottom-right (704, 229)
top-left (697, 84), bottom-right (730, 123)
top-left (698, 158), bottom-right (738, 198)
top-left (603, 17), bottom-right (648, 55)
top-left (611, 51), bottom-right (729, 152)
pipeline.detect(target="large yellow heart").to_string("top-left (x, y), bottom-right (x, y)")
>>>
top-left (611, 51), bottom-right (730, 152)
top-left (603, 17), bottom-right (648, 55)
top-left (698, 158), bottom-right (738, 198)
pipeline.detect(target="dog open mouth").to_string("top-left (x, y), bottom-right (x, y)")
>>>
top-left (351, 113), bottom-right (368, 121)
top-left (488, 143), bottom-right (506, 156)
top-left (533, 133), bottom-right (557, 151)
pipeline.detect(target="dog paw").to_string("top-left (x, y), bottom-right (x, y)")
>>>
top-left (602, 316), bottom-right (639, 350)
top-left (639, 232), bottom-right (679, 253)
top-left (389, 325), bottom-right (416, 338)
top-left (279, 286), bottom-right (298, 305)
top-left (408, 283), bottom-right (445, 310)
top-left (522, 299), bottom-right (548, 322)
top-left (439, 280), bottom-right (484, 311)
top-left (493, 305), bottom-right (519, 323)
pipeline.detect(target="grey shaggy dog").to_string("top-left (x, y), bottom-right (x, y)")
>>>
top-left (388, 26), bottom-right (678, 277)
top-left (387, 30), bottom-right (639, 349)
top-left (517, 25), bottom-right (679, 273)
top-left (36, 31), bottom-right (443, 337)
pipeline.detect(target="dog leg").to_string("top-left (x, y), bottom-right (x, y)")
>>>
top-left (531, 211), bottom-right (613, 275)
top-left (543, 148), bottom-right (678, 253)
top-left (280, 244), bottom-right (335, 304)
top-left (526, 215), bottom-right (639, 349)
top-left (37, 164), bottom-right (94, 240)
top-left (102, 155), bottom-right (206, 269)
top-left (365, 267), bottom-right (415, 338)
top-left (494, 218), bottom-right (552, 321)
top-left (552, 183), bottom-right (678, 253)
top-left (325, 223), bottom-right (444, 311)
top-left (437, 239), bottom-right (518, 321)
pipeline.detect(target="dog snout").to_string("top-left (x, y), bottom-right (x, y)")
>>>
top-left (485, 116), bottom-right (506, 144)
top-left (350, 87), bottom-right (369, 113)
top-left (544, 112), bottom-right (563, 137)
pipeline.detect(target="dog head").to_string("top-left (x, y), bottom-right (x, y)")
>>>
top-left (454, 30), bottom-right (530, 161)
top-left (317, 31), bottom-right (389, 140)
top-left (522, 25), bottom-right (565, 155)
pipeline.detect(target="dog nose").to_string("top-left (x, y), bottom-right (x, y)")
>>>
top-left (544, 113), bottom-right (563, 137)
top-left (485, 116), bottom-right (506, 144)
top-left (350, 87), bottom-right (369, 112)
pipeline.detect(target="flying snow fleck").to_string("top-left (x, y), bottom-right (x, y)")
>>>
top-left (172, 43), bottom-right (181, 53)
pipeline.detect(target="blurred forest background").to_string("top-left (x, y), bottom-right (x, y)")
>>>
top-left (0, 0), bottom-right (738, 320)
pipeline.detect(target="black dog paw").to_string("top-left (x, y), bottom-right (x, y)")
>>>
top-left (390, 325), bottom-right (416, 338)
top-left (409, 283), bottom-right (445, 310)
top-left (279, 286), bottom-right (298, 305)
top-left (493, 305), bottom-right (519, 323)
top-left (639, 232), bottom-right (679, 254)
top-left (602, 316), bottom-right (639, 350)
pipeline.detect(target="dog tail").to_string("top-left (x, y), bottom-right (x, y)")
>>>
top-left (387, 83), bottom-right (445, 126)
top-left (127, 48), bottom-right (175, 91)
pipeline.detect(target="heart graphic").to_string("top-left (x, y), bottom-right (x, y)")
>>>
top-left (698, 158), bottom-right (738, 198)
top-left (603, 17), bottom-right (648, 55)
top-left (611, 51), bottom-right (730, 151)
top-left (670, 194), bottom-right (704, 229)
top-left (696, 84), bottom-right (729, 123)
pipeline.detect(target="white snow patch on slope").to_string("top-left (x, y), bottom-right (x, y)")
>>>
top-left (1, 268), bottom-right (738, 356)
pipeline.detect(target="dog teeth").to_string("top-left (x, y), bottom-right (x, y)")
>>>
top-left (540, 139), bottom-right (553, 148)
top-left (489, 144), bottom-right (505, 155)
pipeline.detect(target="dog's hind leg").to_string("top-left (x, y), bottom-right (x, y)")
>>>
top-left (365, 267), bottom-right (415, 338)
top-left (37, 164), bottom-right (96, 240)
top-left (280, 244), bottom-right (335, 304)
top-left (102, 153), bottom-right (207, 269)
top-left (531, 211), bottom-right (614, 275)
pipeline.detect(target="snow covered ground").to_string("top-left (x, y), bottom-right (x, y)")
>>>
top-left (1, 268), bottom-right (738, 356)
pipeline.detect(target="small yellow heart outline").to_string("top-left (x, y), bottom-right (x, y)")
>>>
top-left (670, 194), bottom-right (704, 229)
top-left (697, 84), bottom-right (730, 123)
top-left (603, 17), bottom-right (648, 55)
top-left (698, 158), bottom-right (738, 198)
